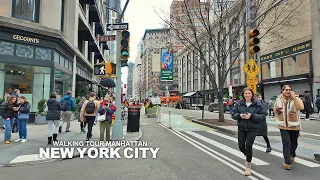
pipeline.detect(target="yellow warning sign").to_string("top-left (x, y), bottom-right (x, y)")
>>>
top-left (243, 58), bottom-right (260, 77)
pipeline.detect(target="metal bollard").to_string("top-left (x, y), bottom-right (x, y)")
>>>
top-left (168, 110), bottom-right (172, 129)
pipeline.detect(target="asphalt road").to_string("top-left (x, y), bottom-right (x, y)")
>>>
top-left (161, 107), bottom-right (320, 139)
top-left (1, 111), bottom-right (319, 180)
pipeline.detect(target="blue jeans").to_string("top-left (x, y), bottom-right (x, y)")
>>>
top-left (2, 118), bottom-right (14, 141)
top-left (17, 118), bottom-right (28, 139)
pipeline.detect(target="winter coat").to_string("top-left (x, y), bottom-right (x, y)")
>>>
top-left (303, 98), bottom-right (312, 112)
top-left (46, 98), bottom-right (61, 120)
top-left (59, 95), bottom-right (75, 112)
top-left (274, 94), bottom-right (304, 131)
top-left (268, 100), bottom-right (275, 109)
top-left (98, 103), bottom-right (116, 123)
top-left (0, 102), bottom-right (19, 119)
top-left (257, 100), bottom-right (268, 136)
top-left (232, 99), bottom-right (268, 131)
top-left (18, 102), bottom-right (31, 114)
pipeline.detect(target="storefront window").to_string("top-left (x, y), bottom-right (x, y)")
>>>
top-left (54, 69), bottom-right (72, 99)
top-left (59, 55), bottom-right (65, 66)
top-left (296, 52), bottom-right (310, 74)
top-left (35, 47), bottom-right (51, 61)
top-left (270, 59), bottom-right (281, 78)
top-left (0, 41), bottom-right (14, 56)
top-left (54, 51), bottom-right (60, 64)
top-left (261, 63), bottom-right (270, 80)
top-left (283, 56), bottom-right (296, 77)
top-left (0, 63), bottom-right (51, 112)
top-left (16, 44), bottom-right (34, 58)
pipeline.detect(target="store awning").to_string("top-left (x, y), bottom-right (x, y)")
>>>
top-left (183, 92), bottom-right (196, 97)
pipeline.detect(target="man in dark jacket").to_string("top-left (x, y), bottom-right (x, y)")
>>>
top-left (10, 89), bottom-right (20, 99)
top-left (303, 96), bottom-right (312, 121)
top-left (59, 91), bottom-right (75, 133)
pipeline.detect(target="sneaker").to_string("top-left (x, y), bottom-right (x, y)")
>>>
top-left (59, 126), bottom-right (62, 133)
top-left (82, 128), bottom-right (86, 133)
top-left (290, 156), bottom-right (295, 162)
top-left (5, 140), bottom-right (10, 144)
top-left (21, 139), bottom-right (27, 143)
top-left (283, 163), bottom-right (291, 170)
top-left (266, 146), bottom-right (272, 153)
top-left (94, 121), bottom-right (97, 125)
top-left (15, 138), bottom-right (22, 142)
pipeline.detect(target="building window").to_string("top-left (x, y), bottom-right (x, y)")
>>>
top-left (261, 59), bottom-right (281, 80)
top-left (0, 41), bottom-right (14, 56)
top-left (35, 47), bottom-right (51, 61)
top-left (59, 55), bottom-right (65, 67)
top-left (12, 0), bottom-right (40, 22)
top-left (231, 68), bottom-right (240, 86)
top-left (54, 51), bottom-right (60, 64)
top-left (296, 52), bottom-right (310, 74)
top-left (283, 56), bottom-right (296, 77)
top-left (16, 44), bottom-right (34, 58)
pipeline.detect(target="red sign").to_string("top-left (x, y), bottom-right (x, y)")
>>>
top-left (98, 35), bottom-right (116, 42)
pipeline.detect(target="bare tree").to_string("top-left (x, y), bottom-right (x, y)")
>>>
top-left (154, 0), bottom-right (306, 122)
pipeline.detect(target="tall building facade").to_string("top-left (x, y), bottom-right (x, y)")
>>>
top-left (0, 0), bottom-right (107, 112)
top-left (178, 0), bottom-right (316, 104)
top-left (133, 37), bottom-right (143, 100)
top-left (141, 28), bottom-right (173, 98)
top-left (126, 61), bottom-right (134, 98)
top-left (170, 0), bottom-right (208, 95)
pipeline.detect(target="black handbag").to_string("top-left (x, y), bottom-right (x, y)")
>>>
top-left (12, 119), bottom-right (18, 133)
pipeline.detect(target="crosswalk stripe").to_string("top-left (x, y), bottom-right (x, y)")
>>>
top-left (207, 131), bottom-right (320, 167)
top-left (10, 154), bottom-right (49, 163)
top-left (185, 131), bottom-right (269, 166)
top-left (159, 123), bottom-right (262, 180)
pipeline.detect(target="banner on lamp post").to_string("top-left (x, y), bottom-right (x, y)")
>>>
top-left (160, 48), bottom-right (173, 81)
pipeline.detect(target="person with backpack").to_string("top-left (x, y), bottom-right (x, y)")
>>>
top-left (80, 92), bottom-right (101, 141)
top-left (316, 95), bottom-right (320, 118)
top-left (78, 97), bottom-right (87, 133)
top-left (59, 91), bottom-right (75, 133)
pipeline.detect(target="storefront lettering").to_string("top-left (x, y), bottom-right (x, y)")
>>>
top-left (261, 40), bottom-right (312, 62)
top-left (13, 35), bottom-right (40, 44)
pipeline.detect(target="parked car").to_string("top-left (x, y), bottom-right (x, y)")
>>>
top-left (208, 98), bottom-right (230, 112)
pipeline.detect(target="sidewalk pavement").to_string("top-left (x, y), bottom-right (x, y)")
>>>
top-left (161, 113), bottom-right (320, 161)
top-left (0, 117), bottom-right (142, 167)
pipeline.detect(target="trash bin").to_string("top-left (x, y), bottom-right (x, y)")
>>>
top-left (127, 107), bottom-right (141, 132)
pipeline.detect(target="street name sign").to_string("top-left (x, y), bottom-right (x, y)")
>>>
top-left (243, 58), bottom-right (260, 77)
top-left (107, 23), bottom-right (129, 31)
top-left (246, 77), bottom-right (259, 85)
top-left (98, 35), bottom-right (116, 42)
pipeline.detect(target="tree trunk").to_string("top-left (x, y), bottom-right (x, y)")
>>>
top-left (217, 93), bottom-right (225, 122)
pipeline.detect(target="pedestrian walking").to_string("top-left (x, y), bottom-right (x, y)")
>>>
top-left (232, 88), bottom-right (267, 176)
top-left (98, 96), bottom-right (116, 141)
top-left (303, 96), bottom-right (312, 121)
top-left (46, 92), bottom-right (61, 144)
top-left (315, 95), bottom-right (320, 118)
top-left (268, 97), bottom-right (276, 117)
top-left (273, 85), bottom-right (304, 170)
top-left (78, 97), bottom-right (87, 133)
top-left (15, 96), bottom-right (31, 143)
top-left (80, 92), bottom-right (101, 141)
top-left (0, 95), bottom-right (19, 144)
top-left (256, 94), bottom-right (272, 153)
top-left (59, 91), bottom-right (75, 133)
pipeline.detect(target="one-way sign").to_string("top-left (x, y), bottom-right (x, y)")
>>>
top-left (107, 23), bottom-right (129, 31)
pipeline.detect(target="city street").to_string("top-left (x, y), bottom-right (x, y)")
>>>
top-left (160, 107), bottom-right (320, 140)
top-left (0, 110), bottom-right (319, 180)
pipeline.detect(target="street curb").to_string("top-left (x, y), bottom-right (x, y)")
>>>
top-left (191, 119), bottom-right (237, 135)
top-left (0, 127), bottom-right (144, 168)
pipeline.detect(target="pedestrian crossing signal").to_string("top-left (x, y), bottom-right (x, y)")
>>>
top-left (105, 62), bottom-right (112, 75)
top-left (248, 29), bottom-right (260, 56)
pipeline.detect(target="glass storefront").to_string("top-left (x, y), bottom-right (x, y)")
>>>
top-left (0, 63), bottom-right (51, 112)
top-left (54, 69), bottom-right (72, 99)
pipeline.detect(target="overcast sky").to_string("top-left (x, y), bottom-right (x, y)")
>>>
top-left (121, 0), bottom-right (172, 87)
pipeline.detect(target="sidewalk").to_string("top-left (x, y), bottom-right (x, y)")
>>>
top-left (0, 117), bottom-right (142, 167)
top-left (163, 113), bottom-right (320, 161)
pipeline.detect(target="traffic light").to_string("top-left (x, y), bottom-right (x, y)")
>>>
top-left (248, 29), bottom-right (260, 56)
top-left (120, 30), bottom-right (130, 60)
top-left (105, 62), bottom-right (112, 75)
